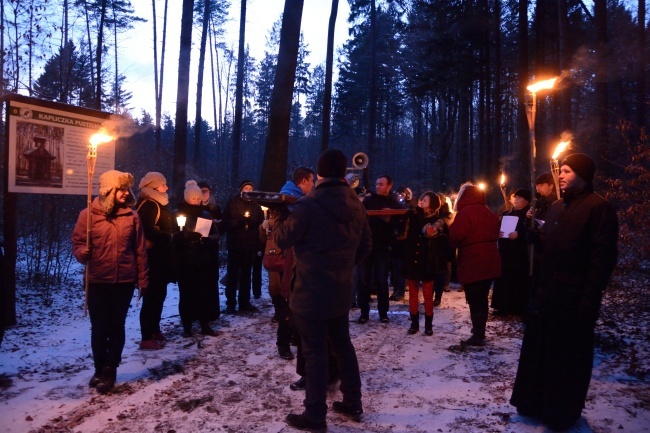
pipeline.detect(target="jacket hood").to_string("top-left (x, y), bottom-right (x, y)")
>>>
top-left (279, 180), bottom-right (304, 199)
top-left (310, 179), bottom-right (359, 223)
top-left (455, 183), bottom-right (486, 211)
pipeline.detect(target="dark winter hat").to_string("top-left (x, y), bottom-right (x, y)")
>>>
top-left (514, 188), bottom-right (532, 202)
top-left (239, 180), bottom-right (254, 191)
top-left (139, 172), bottom-right (166, 189)
top-left (317, 149), bottom-right (347, 178)
top-left (561, 153), bottom-right (595, 185)
top-left (535, 173), bottom-right (554, 185)
top-left (197, 181), bottom-right (211, 191)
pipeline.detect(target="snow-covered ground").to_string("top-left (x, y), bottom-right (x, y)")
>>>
top-left (0, 267), bottom-right (648, 433)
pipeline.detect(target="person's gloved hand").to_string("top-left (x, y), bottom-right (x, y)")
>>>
top-left (186, 231), bottom-right (202, 242)
top-left (80, 245), bottom-right (93, 262)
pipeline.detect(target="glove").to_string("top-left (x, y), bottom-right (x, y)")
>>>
top-left (185, 231), bottom-right (202, 242)
top-left (80, 245), bottom-right (92, 262)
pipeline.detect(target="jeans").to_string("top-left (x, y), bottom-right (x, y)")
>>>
top-left (88, 282), bottom-right (135, 371)
top-left (357, 249), bottom-right (390, 316)
top-left (292, 313), bottom-right (362, 421)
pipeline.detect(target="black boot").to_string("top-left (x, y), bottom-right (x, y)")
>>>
top-left (407, 313), bottom-right (419, 335)
top-left (96, 366), bottom-right (116, 394)
top-left (424, 315), bottom-right (433, 336)
top-left (88, 369), bottom-right (103, 388)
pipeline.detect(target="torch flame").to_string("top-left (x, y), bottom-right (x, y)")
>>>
top-left (527, 77), bottom-right (557, 94)
top-left (500, 174), bottom-right (506, 185)
top-left (478, 182), bottom-right (486, 191)
top-left (552, 140), bottom-right (570, 160)
top-left (89, 130), bottom-right (114, 148)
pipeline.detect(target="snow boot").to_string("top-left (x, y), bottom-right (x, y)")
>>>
top-left (88, 368), bottom-right (103, 388)
top-left (407, 313), bottom-right (419, 335)
top-left (96, 366), bottom-right (117, 394)
top-left (424, 315), bottom-right (433, 336)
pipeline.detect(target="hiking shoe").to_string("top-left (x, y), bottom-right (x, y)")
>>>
top-left (290, 376), bottom-right (306, 391)
top-left (278, 345), bottom-right (294, 360)
top-left (140, 339), bottom-right (163, 350)
top-left (88, 372), bottom-right (102, 388)
top-left (152, 332), bottom-right (166, 342)
top-left (356, 315), bottom-right (369, 324)
top-left (285, 413), bottom-right (327, 432)
top-left (201, 328), bottom-right (221, 337)
top-left (239, 304), bottom-right (259, 313)
top-left (461, 335), bottom-right (486, 346)
top-left (379, 315), bottom-right (390, 323)
top-left (332, 401), bottom-right (363, 422)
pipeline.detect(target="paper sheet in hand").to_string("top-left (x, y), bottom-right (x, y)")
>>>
top-left (195, 217), bottom-right (212, 237)
top-left (500, 215), bottom-right (519, 238)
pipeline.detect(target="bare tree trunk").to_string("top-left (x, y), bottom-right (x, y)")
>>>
top-left (94, 0), bottom-right (108, 110)
top-left (112, 3), bottom-right (119, 111)
top-left (232, 0), bottom-right (247, 183)
top-left (594, 0), bottom-right (609, 174)
top-left (209, 18), bottom-right (219, 140)
top-left (367, 0), bottom-right (377, 163)
top-left (194, 0), bottom-right (211, 170)
top-left (558, 0), bottom-right (572, 131)
top-left (517, 0), bottom-right (530, 184)
top-left (259, 0), bottom-right (304, 191)
top-left (172, 0), bottom-right (195, 194)
top-left (638, 0), bottom-right (646, 132)
top-left (320, 0), bottom-right (339, 151)
top-left (82, 0), bottom-right (96, 98)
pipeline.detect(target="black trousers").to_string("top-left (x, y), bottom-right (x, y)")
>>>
top-left (293, 312), bottom-right (362, 422)
top-left (88, 282), bottom-right (135, 372)
top-left (139, 279), bottom-right (168, 340)
top-left (463, 279), bottom-right (492, 337)
top-left (226, 250), bottom-right (254, 309)
top-left (252, 250), bottom-right (263, 298)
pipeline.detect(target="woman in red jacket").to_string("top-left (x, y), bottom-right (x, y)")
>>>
top-left (448, 183), bottom-right (501, 346)
top-left (72, 170), bottom-right (149, 394)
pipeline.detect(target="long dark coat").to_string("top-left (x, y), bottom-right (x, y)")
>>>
top-left (136, 198), bottom-right (178, 285)
top-left (174, 202), bottom-right (221, 322)
top-left (491, 205), bottom-right (530, 314)
top-left (510, 187), bottom-right (618, 427)
top-left (402, 208), bottom-right (449, 281)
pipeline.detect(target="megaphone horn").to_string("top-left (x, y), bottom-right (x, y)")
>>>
top-left (352, 152), bottom-right (369, 169)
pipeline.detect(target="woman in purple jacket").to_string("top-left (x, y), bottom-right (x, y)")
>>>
top-left (72, 170), bottom-right (149, 394)
top-left (449, 182), bottom-right (501, 346)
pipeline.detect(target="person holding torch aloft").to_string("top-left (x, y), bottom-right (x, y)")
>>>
top-left (72, 170), bottom-right (148, 394)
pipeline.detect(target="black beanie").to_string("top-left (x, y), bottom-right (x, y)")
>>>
top-left (514, 188), bottom-right (532, 202)
top-left (535, 173), bottom-right (554, 185)
top-left (317, 149), bottom-right (347, 178)
top-left (239, 180), bottom-right (254, 191)
top-left (561, 153), bottom-right (595, 185)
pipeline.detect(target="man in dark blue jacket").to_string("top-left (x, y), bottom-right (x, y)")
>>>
top-left (274, 149), bottom-right (372, 432)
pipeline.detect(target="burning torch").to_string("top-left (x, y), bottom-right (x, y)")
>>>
top-left (525, 77), bottom-right (557, 275)
top-left (550, 140), bottom-right (570, 200)
top-left (499, 173), bottom-right (508, 208)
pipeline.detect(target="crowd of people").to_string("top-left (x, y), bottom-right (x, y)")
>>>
top-left (71, 150), bottom-right (618, 432)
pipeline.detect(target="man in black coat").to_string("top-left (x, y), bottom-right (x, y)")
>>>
top-left (510, 153), bottom-right (619, 431)
top-left (356, 174), bottom-right (403, 324)
top-left (274, 149), bottom-right (372, 432)
top-left (222, 181), bottom-right (264, 313)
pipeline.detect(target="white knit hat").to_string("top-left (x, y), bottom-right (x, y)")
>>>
top-left (139, 172), bottom-right (166, 189)
top-left (184, 180), bottom-right (202, 202)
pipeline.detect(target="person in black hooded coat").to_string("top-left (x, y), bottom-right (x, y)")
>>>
top-left (510, 153), bottom-right (618, 431)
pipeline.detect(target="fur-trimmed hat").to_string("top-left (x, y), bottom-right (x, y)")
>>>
top-left (98, 170), bottom-right (135, 214)
top-left (184, 180), bottom-right (202, 202)
top-left (561, 153), bottom-right (595, 186)
top-left (514, 188), bottom-right (532, 202)
top-left (139, 172), bottom-right (167, 189)
top-left (239, 180), bottom-right (254, 191)
top-left (317, 149), bottom-right (347, 179)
